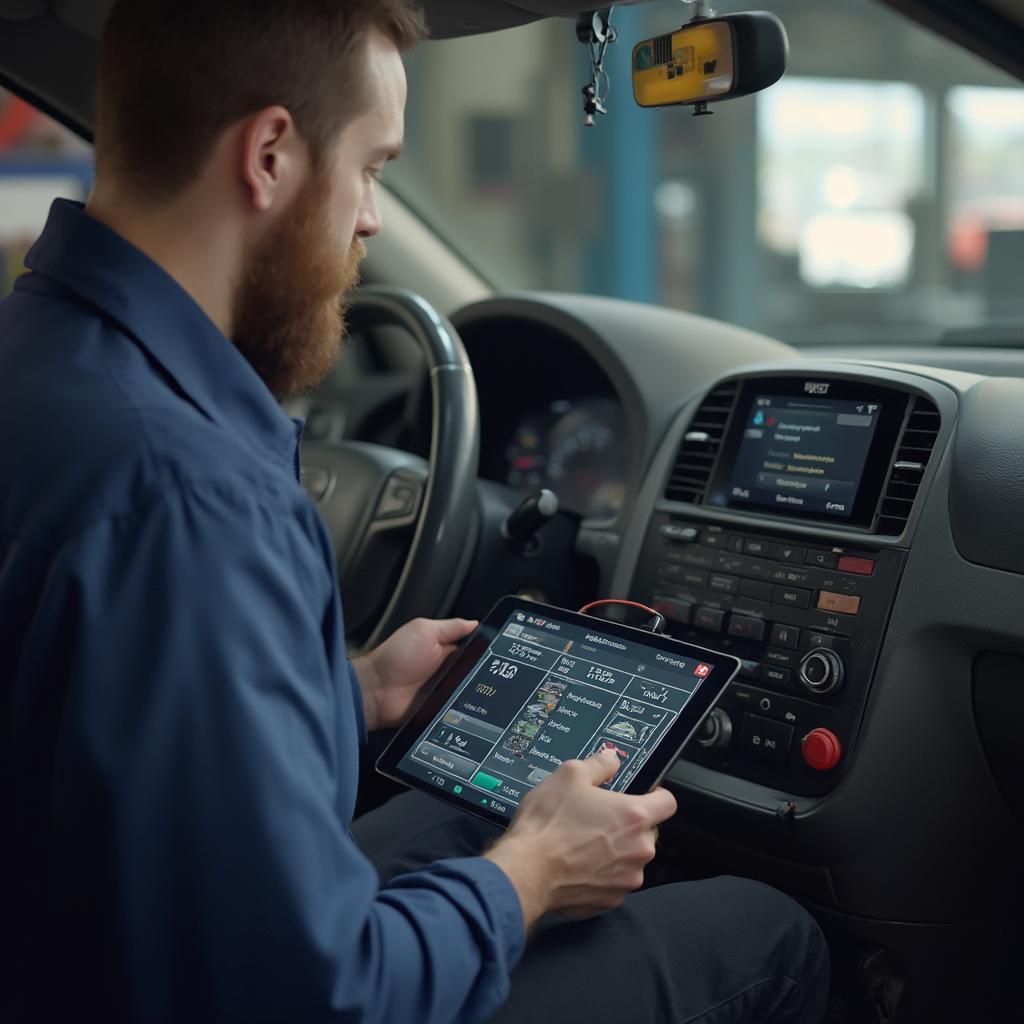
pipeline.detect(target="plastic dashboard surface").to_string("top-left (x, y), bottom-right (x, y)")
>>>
top-left (448, 298), bottom-right (1024, 929)
top-left (613, 359), bottom-right (1024, 935)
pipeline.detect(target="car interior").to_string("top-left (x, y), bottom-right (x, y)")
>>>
top-left (2, 0), bottom-right (1023, 1020)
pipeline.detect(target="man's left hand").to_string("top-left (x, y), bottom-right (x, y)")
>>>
top-left (353, 617), bottom-right (478, 732)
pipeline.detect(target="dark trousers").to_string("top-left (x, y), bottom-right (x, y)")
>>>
top-left (353, 792), bottom-right (829, 1024)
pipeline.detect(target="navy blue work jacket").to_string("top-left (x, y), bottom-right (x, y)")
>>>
top-left (0, 200), bottom-right (522, 1022)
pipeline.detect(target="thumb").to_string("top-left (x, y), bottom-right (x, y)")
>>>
top-left (580, 746), bottom-right (624, 786)
top-left (430, 618), bottom-right (479, 645)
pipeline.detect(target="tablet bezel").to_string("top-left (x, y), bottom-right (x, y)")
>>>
top-left (376, 595), bottom-right (741, 828)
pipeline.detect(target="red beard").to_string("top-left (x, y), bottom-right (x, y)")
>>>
top-left (232, 177), bottom-right (366, 398)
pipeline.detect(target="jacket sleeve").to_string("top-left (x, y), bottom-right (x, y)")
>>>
top-left (347, 657), bottom-right (370, 745)
top-left (41, 480), bottom-right (524, 1023)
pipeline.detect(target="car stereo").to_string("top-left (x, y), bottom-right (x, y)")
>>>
top-left (704, 378), bottom-right (909, 530)
top-left (626, 372), bottom-right (941, 797)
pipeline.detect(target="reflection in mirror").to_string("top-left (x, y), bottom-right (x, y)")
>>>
top-left (633, 20), bottom-right (735, 107)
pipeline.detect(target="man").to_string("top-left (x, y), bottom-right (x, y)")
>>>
top-left (0, 1), bottom-right (828, 1021)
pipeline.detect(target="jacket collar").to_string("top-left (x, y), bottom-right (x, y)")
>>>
top-left (22, 199), bottom-right (299, 469)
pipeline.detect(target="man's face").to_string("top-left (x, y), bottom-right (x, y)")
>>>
top-left (232, 30), bottom-right (407, 398)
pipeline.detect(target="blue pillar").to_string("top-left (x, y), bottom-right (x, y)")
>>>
top-left (580, 5), bottom-right (657, 303)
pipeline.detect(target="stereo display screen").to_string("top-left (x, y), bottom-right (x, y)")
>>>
top-left (727, 393), bottom-right (882, 518)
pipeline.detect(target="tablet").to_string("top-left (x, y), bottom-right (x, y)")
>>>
top-left (376, 596), bottom-right (741, 828)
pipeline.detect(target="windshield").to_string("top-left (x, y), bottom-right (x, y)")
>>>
top-left (393, 0), bottom-right (1024, 345)
top-left (1, 0), bottom-right (1021, 345)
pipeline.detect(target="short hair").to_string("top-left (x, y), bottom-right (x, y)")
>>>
top-left (94, 0), bottom-right (426, 200)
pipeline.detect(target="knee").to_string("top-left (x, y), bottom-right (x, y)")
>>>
top-left (708, 876), bottom-right (829, 1020)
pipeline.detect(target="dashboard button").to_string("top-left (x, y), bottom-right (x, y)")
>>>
top-left (662, 547), bottom-right (692, 565)
top-left (727, 615), bottom-right (766, 642)
top-left (799, 649), bottom-right (845, 695)
top-left (698, 592), bottom-right (733, 611)
top-left (769, 623), bottom-right (801, 650)
top-left (776, 544), bottom-right (806, 563)
top-left (806, 632), bottom-right (836, 649)
top-left (746, 559), bottom-right (773, 580)
top-left (660, 523), bottom-right (699, 543)
top-left (694, 607), bottom-right (725, 632)
top-left (774, 585), bottom-right (812, 610)
top-left (740, 579), bottom-right (774, 601)
top-left (696, 707), bottom-right (734, 753)
top-left (743, 539), bottom-right (776, 557)
top-left (680, 550), bottom-right (717, 569)
top-left (739, 659), bottom-right (761, 678)
top-left (731, 596), bottom-right (770, 619)
top-left (653, 598), bottom-right (693, 625)
top-left (681, 569), bottom-right (709, 588)
top-left (764, 648), bottom-right (797, 668)
top-left (802, 727), bottom-right (842, 771)
top-left (805, 550), bottom-right (839, 569)
top-left (817, 591), bottom-right (861, 615)
top-left (702, 532), bottom-right (727, 549)
top-left (726, 535), bottom-right (745, 553)
top-left (716, 554), bottom-right (747, 574)
top-left (762, 665), bottom-right (792, 689)
top-left (837, 555), bottom-right (876, 576)
top-left (743, 714), bottom-right (793, 766)
top-left (709, 573), bottom-right (740, 594)
top-left (771, 566), bottom-right (811, 585)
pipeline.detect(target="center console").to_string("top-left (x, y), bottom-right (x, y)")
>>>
top-left (626, 371), bottom-right (942, 797)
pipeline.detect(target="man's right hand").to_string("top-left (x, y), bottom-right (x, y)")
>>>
top-left (483, 748), bottom-right (678, 928)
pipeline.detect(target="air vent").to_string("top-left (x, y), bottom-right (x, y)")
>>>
top-left (876, 396), bottom-right (941, 535)
top-left (664, 381), bottom-right (740, 503)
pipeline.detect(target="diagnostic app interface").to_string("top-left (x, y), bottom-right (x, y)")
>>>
top-left (727, 394), bottom-right (882, 517)
top-left (396, 611), bottom-right (712, 818)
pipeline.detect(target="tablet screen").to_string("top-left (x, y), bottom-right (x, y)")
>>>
top-left (381, 598), bottom-right (739, 824)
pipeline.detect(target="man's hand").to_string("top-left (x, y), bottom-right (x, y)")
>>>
top-left (484, 749), bottom-right (677, 929)
top-left (353, 618), bottom-right (478, 732)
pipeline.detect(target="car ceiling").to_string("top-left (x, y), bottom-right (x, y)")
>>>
top-left (0, 0), bottom-right (1022, 143)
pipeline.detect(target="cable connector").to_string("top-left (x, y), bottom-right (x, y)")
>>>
top-left (579, 598), bottom-right (666, 633)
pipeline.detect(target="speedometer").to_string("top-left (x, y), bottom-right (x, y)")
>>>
top-left (545, 402), bottom-right (629, 519)
top-left (502, 399), bottom-right (629, 518)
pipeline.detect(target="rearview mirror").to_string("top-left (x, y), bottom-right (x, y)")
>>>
top-left (632, 11), bottom-right (787, 110)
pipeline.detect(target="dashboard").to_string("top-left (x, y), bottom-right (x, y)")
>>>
top-left (298, 289), bottom-right (1024, 1013)
top-left (445, 293), bottom-right (1024, 995)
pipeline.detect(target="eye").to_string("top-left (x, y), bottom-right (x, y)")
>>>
top-left (365, 166), bottom-right (385, 184)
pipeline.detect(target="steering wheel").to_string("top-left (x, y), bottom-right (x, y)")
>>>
top-left (299, 286), bottom-right (480, 651)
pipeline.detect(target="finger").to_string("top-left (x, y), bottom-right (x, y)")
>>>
top-left (429, 618), bottom-right (479, 644)
top-left (578, 746), bottom-right (623, 785)
top-left (633, 786), bottom-right (678, 824)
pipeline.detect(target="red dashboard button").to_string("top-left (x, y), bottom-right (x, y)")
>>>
top-left (802, 728), bottom-right (842, 771)
top-left (837, 555), bottom-right (875, 576)
top-left (798, 729), bottom-right (839, 770)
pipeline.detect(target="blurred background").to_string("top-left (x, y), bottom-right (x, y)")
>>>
top-left (2, 0), bottom-right (1022, 345)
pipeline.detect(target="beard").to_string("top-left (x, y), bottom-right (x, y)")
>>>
top-left (231, 177), bottom-right (366, 399)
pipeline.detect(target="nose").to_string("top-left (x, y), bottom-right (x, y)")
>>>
top-left (356, 187), bottom-right (382, 239)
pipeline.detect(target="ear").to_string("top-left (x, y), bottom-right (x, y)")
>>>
top-left (239, 105), bottom-right (303, 213)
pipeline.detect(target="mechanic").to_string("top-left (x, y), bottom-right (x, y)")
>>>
top-left (0, 2), bottom-right (828, 1022)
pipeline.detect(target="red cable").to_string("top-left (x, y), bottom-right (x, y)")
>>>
top-left (578, 598), bottom-right (660, 618)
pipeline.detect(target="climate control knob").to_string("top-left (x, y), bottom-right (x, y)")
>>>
top-left (696, 707), bottom-right (733, 754)
top-left (798, 648), bottom-right (844, 696)
top-left (802, 727), bottom-right (842, 771)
